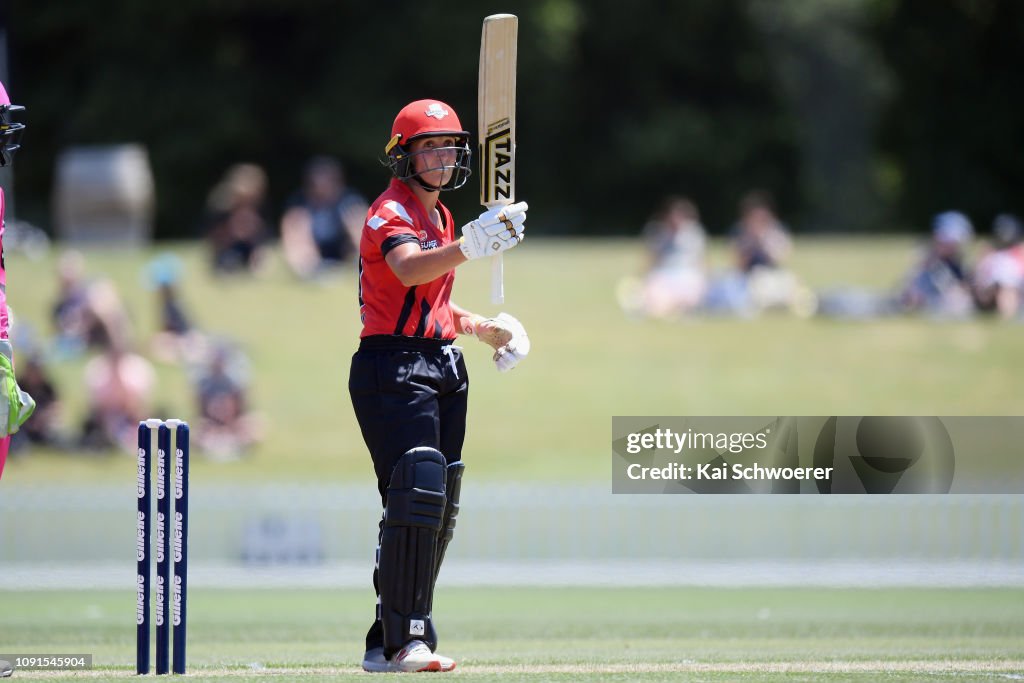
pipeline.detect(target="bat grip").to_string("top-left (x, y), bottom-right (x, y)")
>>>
top-left (491, 254), bottom-right (504, 304)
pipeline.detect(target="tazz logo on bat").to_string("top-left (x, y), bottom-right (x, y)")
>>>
top-left (481, 121), bottom-right (512, 203)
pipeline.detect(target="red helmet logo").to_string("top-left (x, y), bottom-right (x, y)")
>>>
top-left (390, 99), bottom-right (467, 145)
top-left (424, 103), bottom-right (450, 120)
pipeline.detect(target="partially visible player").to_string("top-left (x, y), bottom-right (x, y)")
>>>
top-left (0, 80), bottom-right (36, 481)
top-left (349, 99), bottom-right (530, 673)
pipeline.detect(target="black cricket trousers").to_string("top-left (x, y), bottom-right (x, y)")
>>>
top-left (349, 334), bottom-right (469, 502)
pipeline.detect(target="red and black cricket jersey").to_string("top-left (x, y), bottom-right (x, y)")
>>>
top-left (358, 179), bottom-right (457, 339)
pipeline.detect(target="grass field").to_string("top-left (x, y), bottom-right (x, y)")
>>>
top-left (4, 237), bottom-right (1022, 486)
top-left (1, 587), bottom-right (1022, 681)
top-left (3, 241), bottom-right (1022, 680)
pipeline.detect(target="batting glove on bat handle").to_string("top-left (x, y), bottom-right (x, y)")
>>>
top-left (459, 201), bottom-right (529, 260)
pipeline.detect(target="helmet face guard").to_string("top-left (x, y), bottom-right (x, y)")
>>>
top-left (383, 133), bottom-right (472, 192)
top-left (0, 104), bottom-right (25, 167)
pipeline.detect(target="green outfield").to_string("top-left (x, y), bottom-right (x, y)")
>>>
top-left (5, 237), bottom-right (1021, 487)
top-left (1, 587), bottom-right (1022, 681)
top-left (5, 240), bottom-right (1023, 679)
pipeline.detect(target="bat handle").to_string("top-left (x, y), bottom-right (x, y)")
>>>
top-left (491, 253), bottom-right (504, 304)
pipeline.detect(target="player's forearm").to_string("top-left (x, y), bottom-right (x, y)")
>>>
top-left (451, 302), bottom-right (480, 335)
top-left (386, 242), bottom-right (467, 287)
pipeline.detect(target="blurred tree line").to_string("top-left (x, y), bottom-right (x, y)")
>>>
top-left (6, 0), bottom-right (1023, 237)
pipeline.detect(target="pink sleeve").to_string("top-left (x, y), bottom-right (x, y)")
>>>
top-left (0, 186), bottom-right (8, 339)
top-left (0, 187), bottom-right (10, 477)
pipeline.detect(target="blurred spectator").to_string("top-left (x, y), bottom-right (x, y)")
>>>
top-left (973, 213), bottom-right (1024, 319)
top-left (146, 253), bottom-right (207, 364)
top-left (194, 342), bottom-right (261, 460)
top-left (50, 251), bottom-right (92, 356)
top-left (280, 156), bottom-right (367, 280)
top-left (733, 190), bottom-right (792, 274)
top-left (636, 195), bottom-right (708, 317)
top-left (900, 211), bottom-right (974, 317)
top-left (11, 352), bottom-right (62, 451)
top-left (704, 190), bottom-right (812, 316)
top-left (203, 163), bottom-right (270, 274)
top-left (80, 332), bottom-right (156, 452)
top-left (51, 253), bottom-right (135, 357)
top-left (82, 279), bottom-right (135, 351)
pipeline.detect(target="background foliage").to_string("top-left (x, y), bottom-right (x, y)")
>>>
top-left (7, 0), bottom-right (1024, 238)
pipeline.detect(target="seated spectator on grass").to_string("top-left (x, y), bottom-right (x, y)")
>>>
top-left (80, 332), bottom-right (156, 453)
top-left (203, 163), bottom-right (270, 275)
top-left (705, 190), bottom-right (812, 316)
top-left (280, 156), bottom-right (367, 280)
top-left (899, 211), bottom-right (974, 317)
top-left (194, 342), bottom-right (261, 460)
top-left (636, 195), bottom-right (708, 318)
top-left (9, 352), bottom-right (62, 453)
top-left (146, 253), bottom-right (207, 364)
top-left (973, 213), bottom-right (1024, 319)
top-left (83, 279), bottom-right (135, 352)
top-left (51, 255), bottom-right (134, 356)
top-left (733, 190), bottom-right (793, 274)
top-left (50, 251), bottom-right (92, 357)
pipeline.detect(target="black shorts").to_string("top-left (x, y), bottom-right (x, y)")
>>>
top-left (349, 335), bottom-right (469, 502)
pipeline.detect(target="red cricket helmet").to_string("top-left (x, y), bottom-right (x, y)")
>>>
top-left (390, 99), bottom-right (469, 143)
top-left (382, 99), bottom-right (471, 191)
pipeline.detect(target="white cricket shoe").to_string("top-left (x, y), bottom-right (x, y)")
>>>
top-left (361, 647), bottom-right (390, 672)
top-left (362, 640), bottom-right (456, 673)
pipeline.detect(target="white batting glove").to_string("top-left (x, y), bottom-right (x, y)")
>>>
top-left (459, 202), bottom-right (528, 260)
top-left (463, 312), bottom-right (530, 372)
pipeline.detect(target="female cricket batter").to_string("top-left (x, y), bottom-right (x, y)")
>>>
top-left (0, 80), bottom-right (36, 482)
top-left (350, 99), bottom-right (529, 673)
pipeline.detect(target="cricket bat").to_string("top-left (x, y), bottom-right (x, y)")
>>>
top-left (479, 13), bottom-right (518, 304)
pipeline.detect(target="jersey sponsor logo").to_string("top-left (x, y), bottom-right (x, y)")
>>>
top-left (417, 228), bottom-right (440, 250)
